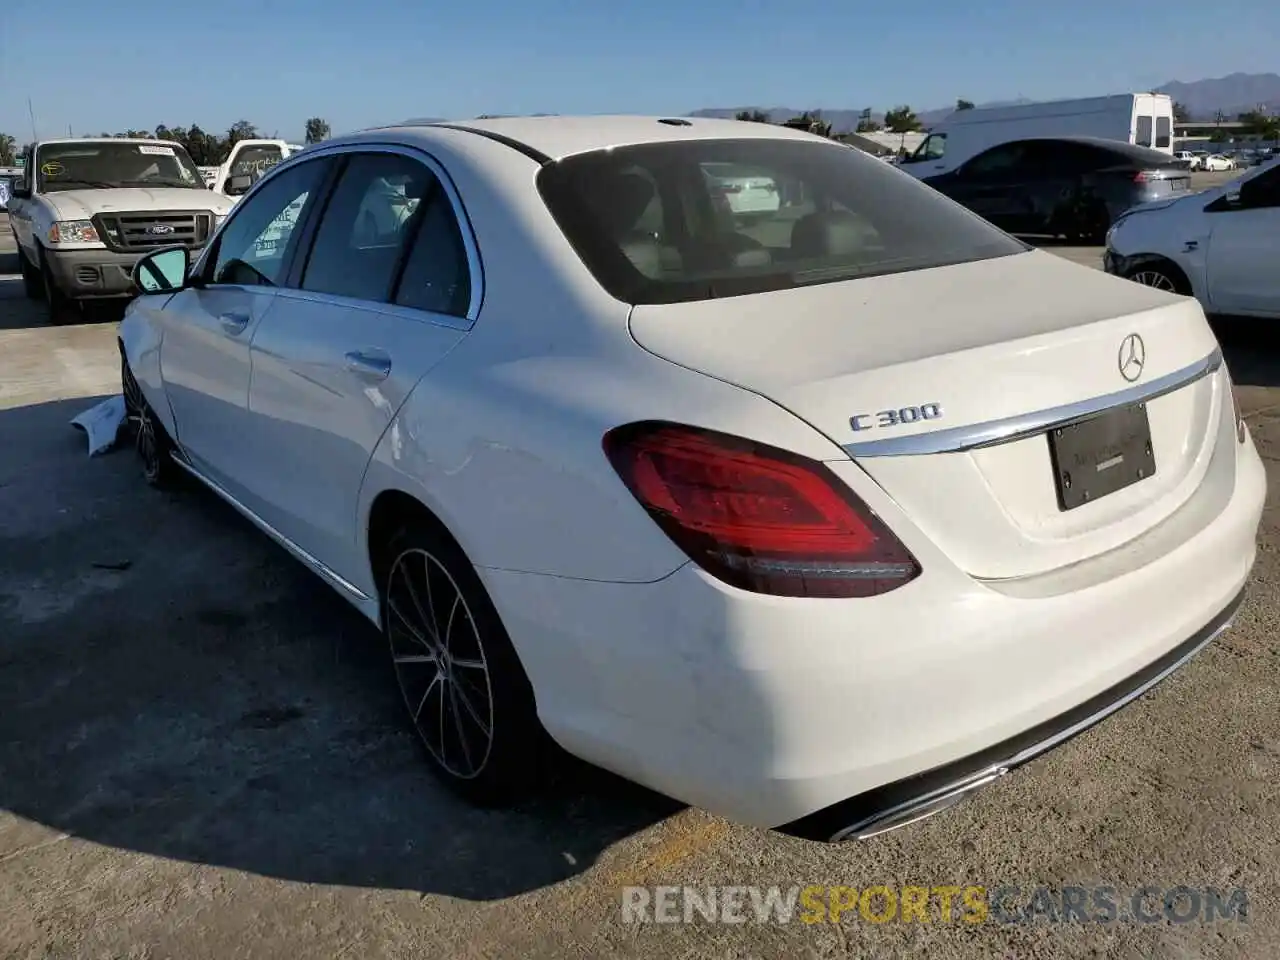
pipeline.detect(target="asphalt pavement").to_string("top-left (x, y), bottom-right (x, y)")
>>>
top-left (1, 178), bottom-right (1278, 959)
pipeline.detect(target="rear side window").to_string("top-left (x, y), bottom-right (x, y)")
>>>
top-left (537, 138), bottom-right (1026, 306)
top-left (301, 153), bottom-right (434, 302)
top-left (393, 191), bottom-right (472, 317)
top-left (1155, 116), bottom-right (1171, 149)
top-left (1135, 116), bottom-right (1154, 148)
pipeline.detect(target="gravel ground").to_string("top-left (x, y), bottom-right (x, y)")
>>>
top-left (1, 174), bottom-right (1277, 959)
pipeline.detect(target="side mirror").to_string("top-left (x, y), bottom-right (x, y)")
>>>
top-left (11, 179), bottom-right (30, 199)
top-left (131, 246), bottom-right (191, 294)
top-left (225, 174), bottom-right (254, 196)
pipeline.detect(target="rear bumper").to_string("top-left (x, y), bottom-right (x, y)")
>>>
top-left (481, 424), bottom-right (1266, 834)
top-left (44, 246), bottom-right (204, 299)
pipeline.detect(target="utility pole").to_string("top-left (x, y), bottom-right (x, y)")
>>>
top-left (27, 97), bottom-right (38, 141)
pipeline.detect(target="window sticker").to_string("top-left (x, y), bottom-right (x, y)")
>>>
top-left (138, 145), bottom-right (176, 156)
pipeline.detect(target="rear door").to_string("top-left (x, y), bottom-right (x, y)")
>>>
top-left (240, 147), bottom-right (477, 583)
top-left (1204, 163), bottom-right (1280, 316)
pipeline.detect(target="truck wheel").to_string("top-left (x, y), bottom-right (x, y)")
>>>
top-left (39, 248), bottom-right (77, 324)
top-left (18, 247), bottom-right (43, 300)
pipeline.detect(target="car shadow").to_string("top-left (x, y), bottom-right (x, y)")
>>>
top-left (0, 397), bottom-right (682, 901)
top-left (1210, 316), bottom-right (1280, 388)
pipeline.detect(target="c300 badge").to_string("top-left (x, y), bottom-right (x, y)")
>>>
top-left (850, 403), bottom-right (943, 432)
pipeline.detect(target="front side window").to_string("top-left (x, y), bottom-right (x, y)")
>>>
top-left (962, 142), bottom-right (1028, 177)
top-left (35, 141), bottom-right (204, 192)
top-left (300, 153), bottom-right (434, 302)
top-left (907, 133), bottom-right (946, 163)
top-left (537, 138), bottom-right (1026, 306)
top-left (210, 158), bottom-right (331, 287)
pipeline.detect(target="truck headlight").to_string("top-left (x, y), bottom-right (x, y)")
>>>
top-left (48, 219), bottom-right (100, 244)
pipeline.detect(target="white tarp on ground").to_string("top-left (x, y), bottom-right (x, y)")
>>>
top-left (70, 395), bottom-right (126, 456)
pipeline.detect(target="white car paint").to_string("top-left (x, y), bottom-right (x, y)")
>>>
top-left (119, 116), bottom-right (1264, 839)
top-left (1105, 158), bottom-right (1280, 319)
top-left (1201, 154), bottom-right (1236, 172)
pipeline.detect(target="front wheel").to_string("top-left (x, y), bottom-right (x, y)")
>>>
top-left (39, 248), bottom-right (77, 324)
top-left (121, 356), bottom-right (178, 488)
top-left (17, 246), bottom-right (42, 300)
top-left (379, 520), bottom-right (547, 806)
top-left (1125, 262), bottom-right (1187, 295)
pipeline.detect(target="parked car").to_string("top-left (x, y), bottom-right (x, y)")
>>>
top-left (1173, 151), bottom-right (1201, 171)
top-left (1201, 154), bottom-right (1236, 172)
top-left (919, 136), bottom-right (1191, 242)
top-left (701, 162), bottom-right (781, 215)
top-left (118, 116), bottom-right (1263, 842)
top-left (5, 138), bottom-right (233, 320)
top-left (1105, 157), bottom-right (1280, 318)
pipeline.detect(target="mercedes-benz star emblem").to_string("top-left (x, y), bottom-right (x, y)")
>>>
top-left (1118, 333), bottom-right (1145, 382)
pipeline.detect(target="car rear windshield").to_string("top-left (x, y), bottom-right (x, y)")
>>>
top-left (536, 138), bottom-right (1028, 305)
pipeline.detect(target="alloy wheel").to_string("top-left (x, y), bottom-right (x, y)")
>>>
top-left (122, 363), bottom-right (162, 482)
top-left (385, 547), bottom-right (495, 779)
top-left (1130, 270), bottom-right (1178, 292)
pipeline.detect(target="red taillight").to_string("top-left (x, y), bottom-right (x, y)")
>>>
top-left (1133, 171), bottom-right (1149, 184)
top-left (603, 422), bottom-right (921, 598)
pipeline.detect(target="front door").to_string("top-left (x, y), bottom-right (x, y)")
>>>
top-left (242, 148), bottom-right (477, 585)
top-left (1205, 165), bottom-right (1280, 316)
top-left (158, 155), bottom-right (333, 495)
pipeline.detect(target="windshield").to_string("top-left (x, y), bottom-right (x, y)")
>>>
top-left (537, 137), bottom-right (1026, 306)
top-left (229, 145), bottom-right (286, 183)
top-left (36, 141), bottom-right (205, 192)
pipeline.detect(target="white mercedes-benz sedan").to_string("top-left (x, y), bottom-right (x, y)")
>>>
top-left (118, 115), bottom-right (1265, 842)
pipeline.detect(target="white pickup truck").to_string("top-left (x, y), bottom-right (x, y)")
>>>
top-left (209, 139), bottom-right (301, 197)
top-left (6, 137), bottom-right (236, 318)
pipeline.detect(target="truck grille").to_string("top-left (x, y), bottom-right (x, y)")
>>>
top-left (92, 211), bottom-right (213, 252)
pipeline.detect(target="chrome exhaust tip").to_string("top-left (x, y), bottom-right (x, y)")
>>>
top-left (828, 766), bottom-right (1008, 842)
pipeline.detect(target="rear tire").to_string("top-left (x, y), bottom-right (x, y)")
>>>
top-left (378, 519), bottom-right (547, 807)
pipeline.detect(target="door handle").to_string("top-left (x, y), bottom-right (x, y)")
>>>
top-left (344, 350), bottom-right (392, 381)
top-left (219, 311), bottom-right (251, 335)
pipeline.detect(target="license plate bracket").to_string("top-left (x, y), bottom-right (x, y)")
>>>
top-left (1047, 403), bottom-right (1156, 511)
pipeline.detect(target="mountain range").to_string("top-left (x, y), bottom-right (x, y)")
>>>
top-left (688, 72), bottom-right (1280, 132)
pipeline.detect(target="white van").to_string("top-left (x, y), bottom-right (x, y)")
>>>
top-left (899, 93), bottom-right (1176, 179)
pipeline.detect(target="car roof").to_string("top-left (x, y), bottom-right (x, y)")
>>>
top-left (995, 136), bottom-right (1182, 164)
top-left (369, 115), bottom-right (823, 162)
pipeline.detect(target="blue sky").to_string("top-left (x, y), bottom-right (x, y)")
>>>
top-left (1, 0), bottom-right (1276, 143)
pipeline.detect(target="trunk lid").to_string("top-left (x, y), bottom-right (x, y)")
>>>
top-left (628, 249), bottom-right (1225, 580)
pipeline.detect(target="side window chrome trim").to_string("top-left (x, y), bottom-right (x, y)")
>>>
top-left (271, 288), bottom-right (471, 332)
top-left (276, 140), bottom-right (484, 327)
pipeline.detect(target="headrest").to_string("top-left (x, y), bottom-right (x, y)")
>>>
top-left (579, 171), bottom-right (657, 235)
top-left (790, 210), bottom-right (870, 260)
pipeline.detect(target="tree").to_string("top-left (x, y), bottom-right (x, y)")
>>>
top-left (883, 105), bottom-right (922, 133)
top-left (734, 110), bottom-right (771, 123)
top-left (304, 117), bottom-right (331, 144)
top-left (955, 99), bottom-right (975, 111)
top-left (1237, 109), bottom-right (1279, 139)
top-left (0, 133), bottom-right (16, 166)
top-left (855, 107), bottom-right (881, 133)
top-left (1172, 101), bottom-right (1190, 123)
top-left (225, 120), bottom-right (258, 152)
